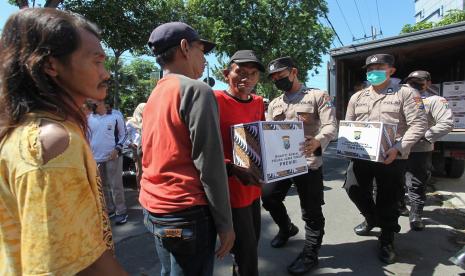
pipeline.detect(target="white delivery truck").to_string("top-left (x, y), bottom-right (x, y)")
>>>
top-left (328, 21), bottom-right (465, 178)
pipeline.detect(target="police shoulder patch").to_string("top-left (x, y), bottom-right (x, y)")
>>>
top-left (323, 94), bottom-right (333, 107)
top-left (413, 96), bottom-right (425, 110)
top-left (440, 98), bottom-right (450, 109)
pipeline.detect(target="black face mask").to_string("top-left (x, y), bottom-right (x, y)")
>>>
top-left (274, 76), bottom-right (294, 92)
top-left (408, 81), bottom-right (426, 91)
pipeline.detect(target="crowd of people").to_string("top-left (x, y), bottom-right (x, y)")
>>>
top-left (0, 7), bottom-right (460, 276)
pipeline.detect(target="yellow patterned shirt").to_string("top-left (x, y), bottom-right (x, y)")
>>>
top-left (0, 112), bottom-right (113, 275)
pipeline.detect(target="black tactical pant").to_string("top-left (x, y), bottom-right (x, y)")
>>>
top-left (348, 159), bottom-right (407, 241)
top-left (406, 151), bottom-right (432, 209)
top-left (262, 168), bottom-right (325, 252)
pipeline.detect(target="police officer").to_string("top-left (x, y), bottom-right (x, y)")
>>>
top-left (404, 70), bottom-right (454, 231)
top-left (345, 54), bottom-right (428, 264)
top-left (263, 56), bottom-right (337, 274)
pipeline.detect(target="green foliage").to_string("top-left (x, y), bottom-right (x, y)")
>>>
top-left (436, 9), bottom-right (465, 27)
top-left (401, 9), bottom-right (465, 34)
top-left (7, 0), bottom-right (62, 8)
top-left (187, 0), bottom-right (333, 99)
top-left (64, 0), bottom-right (185, 107)
top-left (105, 57), bottom-right (158, 117)
top-left (65, 0), bottom-right (185, 57)
top-left (400, 21), bottom-right (434, 33)
top-left (9, 0), bottom-right (333, 104)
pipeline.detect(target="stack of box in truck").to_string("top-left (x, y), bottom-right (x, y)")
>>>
top-left (443, 81), bottom-right (465, 130)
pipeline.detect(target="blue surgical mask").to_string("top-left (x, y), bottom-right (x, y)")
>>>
top-left (366, 70), bottom-right (388, 86)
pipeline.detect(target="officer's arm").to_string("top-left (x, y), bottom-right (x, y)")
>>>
top-left (425, 96), bottom-right (454, 143)
top-left (393, 88), bottom-right (428, 156)
top-left (314, 91), bottom-right (337, 149)
top-left (265, 100), bottom-right (274, 121)
top-left (345, 94), bottom-right (356, 121)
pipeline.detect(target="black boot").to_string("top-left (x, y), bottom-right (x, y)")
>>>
top-left (410, 205), bottom-right (425, 231)
top-left (287, 250), bottom-right (318, 275)
top-left (287, 228), bottom-right (323, 275)
top-left (354, 215), bottom-right (378, 236)
top-left (399, 201), bottom-right (410, 217)
top-left (450, 246), bottom-right (465, 270)
top-left (378, 231), bottom-right (396, 264)
top-left (354, 220), bottom-right (374, 236)
top-left (271, 223), bottom-right (299, 248)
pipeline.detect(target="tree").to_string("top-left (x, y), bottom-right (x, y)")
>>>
top-left (105, 57), bottom-right (158, 117)
top-left (400, 21), bottom-right (433, 34)
top-left (8, 0), bottom-right (63, 8)
top-left (186, 0), bottom-right (333, 99)
top-left (64, 0), bottom-right (185, 108)
top-left (118, 59), bottom-right (159, 117)
top-left (436, 9), bottom-right (465, 27)
top-left (401, 9), bottom-right (465, 34)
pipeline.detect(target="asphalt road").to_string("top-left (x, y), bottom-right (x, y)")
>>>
top-left (113, 142), bottom-right (465, 275)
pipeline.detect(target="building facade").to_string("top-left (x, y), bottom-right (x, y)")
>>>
top-left (415, 0), bottom-right (465, 22)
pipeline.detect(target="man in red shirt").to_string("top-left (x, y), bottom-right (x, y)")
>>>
top-left (141, 22), bottom-right (234, 276)
top-left (214, 50), bottom-right (265, 276)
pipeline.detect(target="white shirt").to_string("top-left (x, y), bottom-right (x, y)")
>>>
top-left (88, 112), bottom-right (126, 162)
top-left (125, 122), bottom-right (141, 147)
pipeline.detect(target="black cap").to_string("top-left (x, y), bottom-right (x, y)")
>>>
top-left (148, 22), bottom-right (215, 55)
top-left (405, 70), bottom-right (431, 82)
top-left (267, 56), bottom-right (295, 76)
top-left (363, 54), bottom-right (395, 68)
top-left (229, 50), bottom-right (265, 72)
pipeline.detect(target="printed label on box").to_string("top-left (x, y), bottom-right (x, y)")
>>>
top-left (443, 81), bottom-right (465, 98)
top-left (336, 121), bottom-right (397, 162)
top-left (232, 121), bottom-right (308, 183)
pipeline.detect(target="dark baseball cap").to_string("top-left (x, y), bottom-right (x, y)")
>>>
top-left (148, 22), bottom-right (215, 55)
top-left (229, 50), bottom-right (265, 72)
top-left (404, 70), bottom-right (431, 82)
top-left (267, 56), bottom-right (296, 76)
top-left (363, 54), bottom-right (395, 68)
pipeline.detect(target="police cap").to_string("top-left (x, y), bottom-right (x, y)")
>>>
top-left (363, 54), bottom-right (395, 68)
top-left (267, 56), bottom-right (296, 76)
top-left (404, 70), bottom-right (431, 82)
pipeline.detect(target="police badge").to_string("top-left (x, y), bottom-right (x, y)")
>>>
top-left (282, 136), bottom-right (290, 149)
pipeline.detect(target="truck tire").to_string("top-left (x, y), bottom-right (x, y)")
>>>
top-left (431, 152), bottom-right (446, 177)
top-left (445, 158), bottom-right (465, 179)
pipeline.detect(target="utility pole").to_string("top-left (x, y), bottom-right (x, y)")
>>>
top-left (353, 25), bottom-right (383, 42)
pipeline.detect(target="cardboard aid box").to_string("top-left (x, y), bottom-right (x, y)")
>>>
top-left (443, 81), bottom-right (465, 98)
top-left (448, 97), bottom-right (465, 113)
top-left (232, 121), bottom-right (308, 183)
top-left (443, 81), bottom-right (465, 130)
top-left (452, 113), bottom-right (465, 129)
top-left (336, 121), bottom-right (397, 162)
